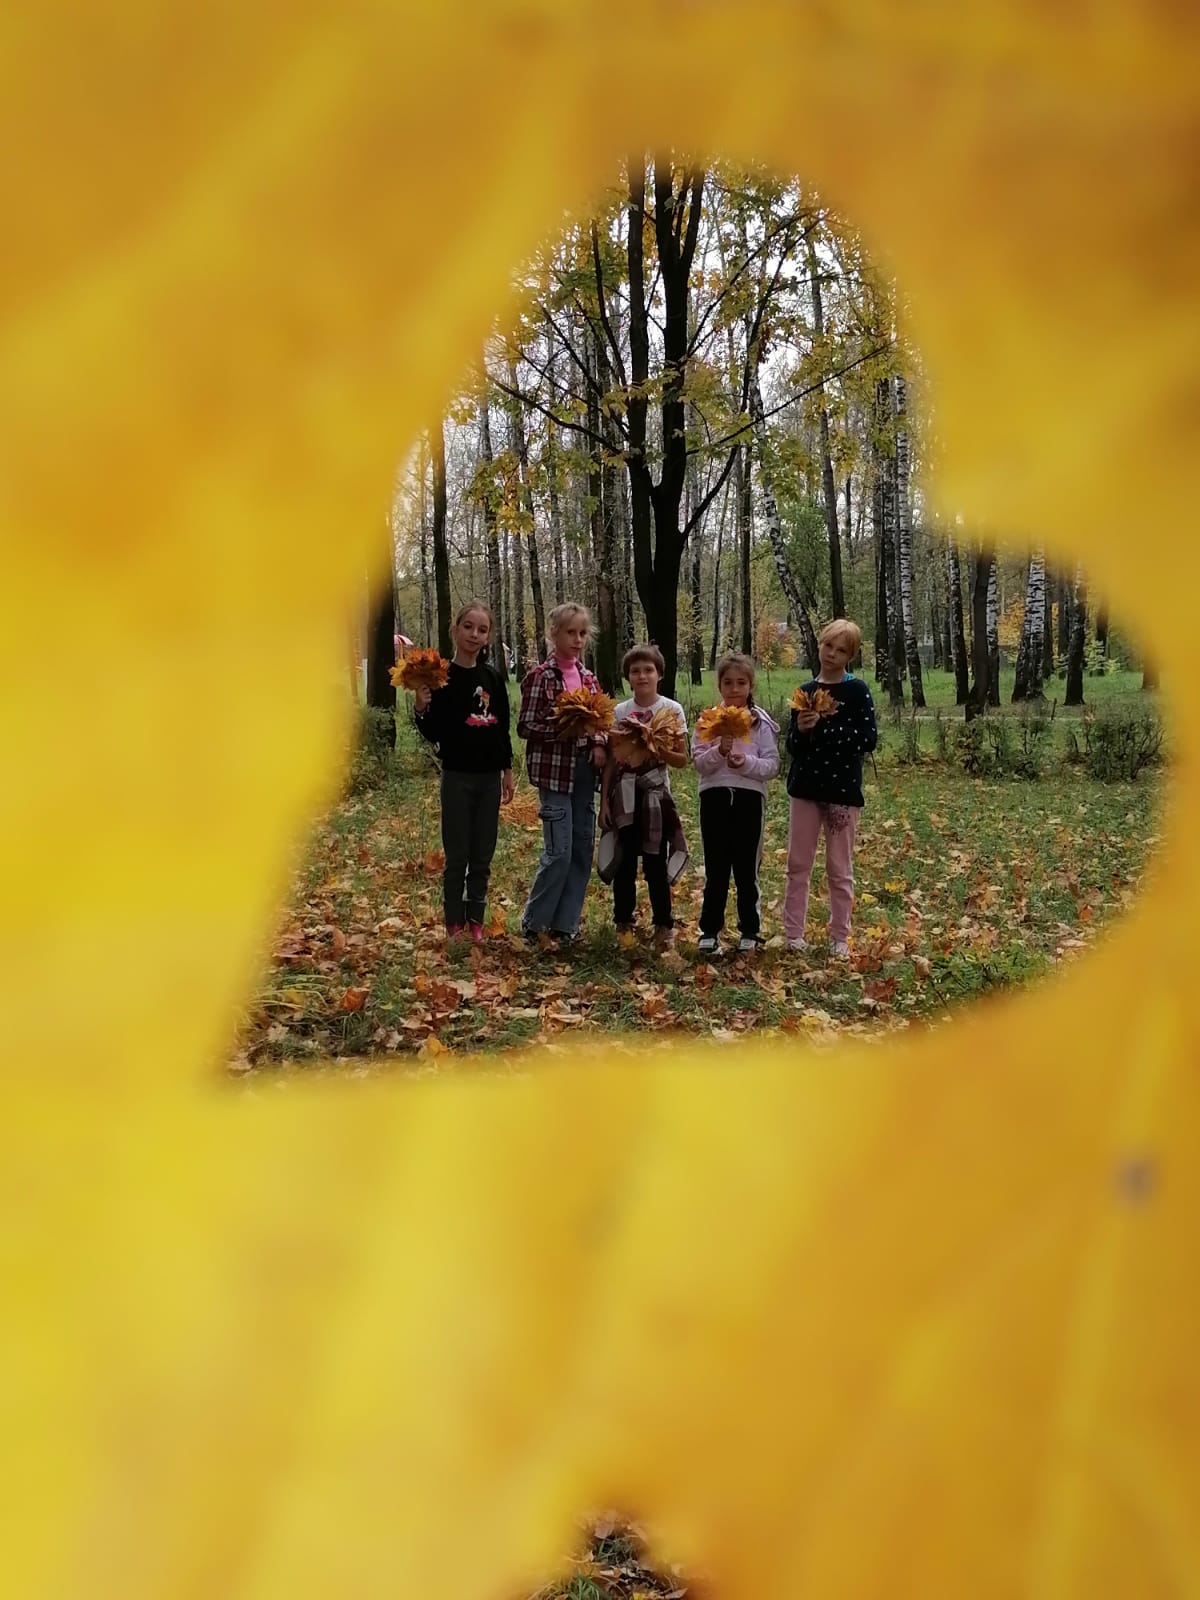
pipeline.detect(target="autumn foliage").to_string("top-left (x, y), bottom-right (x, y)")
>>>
top-left (609, 708), bottom-right (686, 769)
top-left (553, 687), bottom-right (617, 739)
top-left (390, 649), bottom-right (449, 693)
top-left (791, 686), bottom-right (840, 716)
top-left (694, 704), bottom-right (754, 743)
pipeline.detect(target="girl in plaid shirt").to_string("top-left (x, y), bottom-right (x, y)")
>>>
top-left (518, 603), bottom-right (607, 942)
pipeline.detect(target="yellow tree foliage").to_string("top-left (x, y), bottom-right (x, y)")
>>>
top-left (2, 3), bottom-right (1198, 1599)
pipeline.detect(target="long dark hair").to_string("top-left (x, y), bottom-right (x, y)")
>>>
top-left (715, 650), bottom-right (757, 711)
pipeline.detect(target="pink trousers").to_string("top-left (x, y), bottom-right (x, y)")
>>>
top-left (783, 798), bottom-right (860, 942)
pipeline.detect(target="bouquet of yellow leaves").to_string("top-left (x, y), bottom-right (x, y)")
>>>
top-left (552, 686), bottom-right (617, 739)
top-left (791, 686), bottom-right (840, 716)
top-left (694, 704), bottom-right (754, 744)
top-left (609, 707), bottom-right (686, 770)
top-left (390, 648), bottom-right (449, 693)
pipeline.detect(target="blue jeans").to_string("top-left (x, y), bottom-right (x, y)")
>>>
top-left (521, 749), bottom-right (597, 936)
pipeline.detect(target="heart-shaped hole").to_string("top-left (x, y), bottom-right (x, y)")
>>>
top-left (231, 157), bottom-right (1166, 1077)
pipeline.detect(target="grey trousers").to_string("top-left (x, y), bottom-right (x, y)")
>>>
top-left (440, 769), bottom-right (502, 927)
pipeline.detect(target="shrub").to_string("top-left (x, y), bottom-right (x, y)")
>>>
top-left (345, 705), bottom-right (397, 794)
top-left (890, 707), bottom-right (923, 766)
top-left (1074, 708), bottom-right (1166, 781)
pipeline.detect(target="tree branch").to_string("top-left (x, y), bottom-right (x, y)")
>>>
top-left (691, 344), bottom-right (891, 457)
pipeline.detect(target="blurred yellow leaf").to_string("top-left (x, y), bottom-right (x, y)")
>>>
top-left (2, 3), bottom-right (1199, 1600)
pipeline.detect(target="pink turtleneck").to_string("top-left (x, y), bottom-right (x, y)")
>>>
top-left (556, 655), bottom-right (582, 692)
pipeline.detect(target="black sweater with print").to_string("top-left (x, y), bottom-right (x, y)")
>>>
top-left (786, 676), bottom-right (878, 808)
top-left (415, 662), bottom-right (513, 773)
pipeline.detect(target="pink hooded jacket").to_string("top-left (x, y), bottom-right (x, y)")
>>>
top-left (691, 706), bottom-right (780, 796)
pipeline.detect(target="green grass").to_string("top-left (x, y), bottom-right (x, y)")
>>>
top-left (234, 712), bottom-right (1165, 1075)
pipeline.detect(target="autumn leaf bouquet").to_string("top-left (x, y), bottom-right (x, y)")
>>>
top-left (552, 686), bottom-right (617, 740)
top-left (791, 686), bottom-right (840, 716)
top-left (609, 707), bottom-right (686, 770)
top-left (694, 704), bottom-right (754, 744)
top-left (390, 648), bottom-right (449, 693)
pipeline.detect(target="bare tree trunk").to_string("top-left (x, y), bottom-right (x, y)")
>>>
top-left (986, 556), bottom-right (1001, 706)
top-left (1064, 564), bottom-right (1087, 706)
top-left (748, 362), bottom-right (819, 673)
top-left (503, 525), bottom-right (515, 674)
top-left (893, 374), bottom-right (925, 704)
top-left (511, 517), bottom-right (528, 678)
top-left (587, 324), bottom-right (620, 692)
top-left (948, 537), bottom-right (969, 704)
top-left (1012, 549), bottom-right (1047, 701)
top-left (966, 544), bottom-right (993, 720)
top-left (1095, 600), bottom-right (1109, 659)
top-left (477, 396), bottom-right (508, 680)
top-left (709, 472), bottom-right (732, 670)
top-left (737, 443), bottom-right (753, 652)
top-left (506, 361), bottom-right (547, 660)
top-left (366, 521), bottom-right (398, 745)
top-left (546, 347), bottom-right (566, 607)
top-left (431, 420), bottom-right (452, 657)
top-left (1056, 570), bottom-right (1071, 660)
top-left (875, 378), bottom-right (905, 706)
top-left (807, 234), bottom-right (845, 618)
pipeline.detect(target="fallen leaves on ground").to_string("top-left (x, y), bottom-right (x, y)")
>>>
top-left (234, 738), bottom-right (1162, 1072)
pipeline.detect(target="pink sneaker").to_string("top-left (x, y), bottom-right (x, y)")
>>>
top-left (468, 921), bottom-right (485, 946)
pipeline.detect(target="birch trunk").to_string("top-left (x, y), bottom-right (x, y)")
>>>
top-left (893, 374), bottom-right (925, 704)
top-left (505, 361), bottom-right (547, 660)
top-left (1011, 549), bottom-right (1046, 701)
top-left (748, 362), bottom-right (819, 673)
top-left (875, 377), bottom-right (905, 706)
top-left (948, 537), bottom-right (969, 704)
top-left (986, 555), bottom-right (1001, 705)
top-left (477, 396), bottom-right (508, 680)
top-left (807, 234), bottom-right (846, 617)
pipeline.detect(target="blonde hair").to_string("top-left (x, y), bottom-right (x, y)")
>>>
top-left (819, 617), bottom-right (863, 655)
top-left (547, 602), bottom-right (591, 649)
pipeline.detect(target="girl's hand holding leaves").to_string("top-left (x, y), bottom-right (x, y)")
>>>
top-left (391, 648), bottom-right (449, 694)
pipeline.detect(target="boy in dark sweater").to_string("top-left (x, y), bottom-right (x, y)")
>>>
top-left (783, 618), bottom-right (878, 957)
top-left (414, 601), bottom-right (513, 941)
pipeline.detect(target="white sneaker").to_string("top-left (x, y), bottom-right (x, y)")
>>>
top-left (831, 940), bottom-right (851, 960)
top-left (787, 937), bottom-right (809, 953)
top-left (697, 935), bottom-right (720, 956)
top-left (737, 936), bottom-right (760, 954)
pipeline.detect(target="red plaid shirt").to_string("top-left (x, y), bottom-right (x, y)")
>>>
top-left (518, 659), bottom-right (605, 793)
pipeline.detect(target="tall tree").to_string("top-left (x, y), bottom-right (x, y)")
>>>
top-left (748, 362), bottom-right (819, 672)
top-left (806, 231), bottom-right (846, 617)
top-left (430, 420), bottom-right (452, 657)
top-left (622, 157), bottom-right (712, 693)
top-left (737, 443), bottom-right (753, 651)
top-left (874, 377), bottom-right (904, 706)
top-left (985, 555), bottom-right (1001, 706)
top-left (365, 530), bottom-right (397, 747)
top-left (947, 537), bottom-right (970, 704)
top-left (1064, 564), bottom-right (1087, 706)
top-left (505, 358), bottom-right (547, 660)
top-left (476, 395), bottom-right (508, 680)
top-left (893, 373), bottom-right (925, 704)
top-left (965, 544), bottom-right (994, 721)
top-left (586, 323), bottom-right (620, 691)
top-left (1011, 549), bottom-right (1047, 701)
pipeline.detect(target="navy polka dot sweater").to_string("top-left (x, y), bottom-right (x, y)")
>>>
top-left (786, 676), bottom-right (879, 808)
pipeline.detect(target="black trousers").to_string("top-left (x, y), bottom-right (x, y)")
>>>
top-left (699, 787), bottom-right (764, 938)
top-left (612, 795), bottom-right (673, 928)
top-left (440, 769), bottom-right (501, 926)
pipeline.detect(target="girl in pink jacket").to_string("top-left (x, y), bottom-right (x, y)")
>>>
top-left (691, 652), bottom-right (780, 955)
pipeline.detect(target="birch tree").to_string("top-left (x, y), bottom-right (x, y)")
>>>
top-left (893, 373), bottom-right (925, 704)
